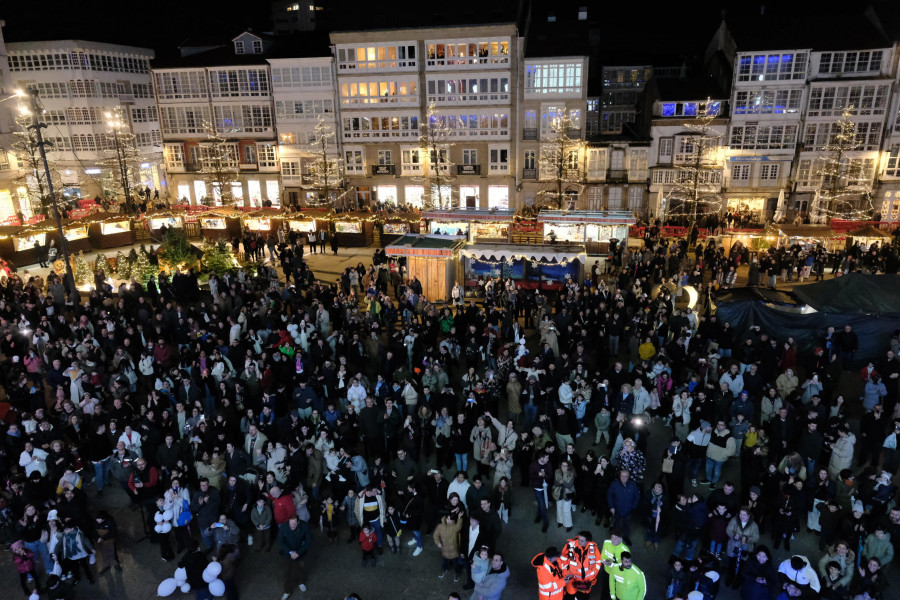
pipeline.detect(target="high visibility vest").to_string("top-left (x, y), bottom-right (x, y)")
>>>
top-left (533, 554), bottom-right (566, 600)
top-left (559, 538), bottom-right (601, 593)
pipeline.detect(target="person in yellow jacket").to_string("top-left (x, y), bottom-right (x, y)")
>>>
top-left (559, 530), bottom-right (602, 599)
top-left (598, 530), bottom-right (630, 600)
top-left (609, 552), bottom-right (646, 600)
top-left (532, 546), bottom-right (569, 600)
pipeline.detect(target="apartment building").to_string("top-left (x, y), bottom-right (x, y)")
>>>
top-left (723, 48), bottom-right (807, 221)
top-left (0, 21), bottom-right (18, 222)
top-left (878, 47), bottom-right (900, 221)
top-left (154, 31), bottom-right (280, 206)
top-left (648, 82), bottom-right (729, 221)
top-left (330, 24), bottom-right (519, 209)
top-left (519, 52), bottom-right (589, 208)
top-left (267, 50), bottom-right (337, 206)
top-left (2, 38), bottom-right (160, 214)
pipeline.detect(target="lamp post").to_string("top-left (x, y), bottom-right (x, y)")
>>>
top-left (25, 88), bottom-right (77, 298)
top-left (105, 108), bottom-right (134, 212)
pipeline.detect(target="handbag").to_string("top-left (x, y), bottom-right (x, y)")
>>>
top-left (661, 457), bottom-right (675, 474)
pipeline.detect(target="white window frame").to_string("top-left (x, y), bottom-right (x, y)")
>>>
top-left (627, 186), bottom-right (643, 211)
top-left (401, 146), bottom-right (422, 175)
top-left (489, 145), bottom-right (509, 173)
top-left (344, 146), bottom-right (364, 173)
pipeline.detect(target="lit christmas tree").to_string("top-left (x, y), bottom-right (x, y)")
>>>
top-left (94, 253), bottom-right (112, 278)
top-left (132, 249), bottom-right (157, 285)
top-left (74, 251), bottom-right (91, 285)
top-left (115, 250), bottom-right (132, 279)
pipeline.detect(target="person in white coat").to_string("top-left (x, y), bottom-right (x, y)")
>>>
top-left (19, 441), bottom-right (48, 477)
top-left (118, 425), bottom-right (143, 458)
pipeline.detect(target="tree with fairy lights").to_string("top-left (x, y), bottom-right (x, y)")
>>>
top-left (198, 121), bottom-right (239, 207)
top-left (535, 112), bottom-right (585, 210)
top-left (94, 253), bottom-right (112, 278)
top-left (665, 100), bottom-right (725, 231)
top-left (415, 103), bottom-right (456, 210)
top-left (10, 112), bottom-right (64, 217)
top-left (100, 106), bottom-right (147, 210)
top-left (302, 116), bottom-right (344, 208)
top-left (115, 250), bottom-right (132, 279)
top-left (132, 249), bottom-right (157, 285)
top-left (809, 106), bottom-right (875, 223)
top-left (74, 251), bottom-right (91, 285)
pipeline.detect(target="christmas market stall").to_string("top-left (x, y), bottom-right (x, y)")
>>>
top-left (379, 211), bottom-right (422, 245)
top-left (384, 234), bottom-right (464, 302)
top-left (537, 210), bottom-right (634, 256)
top-left (775, 224), bottom-right (837, 251)
top-left (0, 225), bottom-right (41, 266)
top-left (845, 224), bottom-right (891, 251)
top-left (199, 208), bottom-right (243, 242)
top-left (332, 211), bottom-right (375, 247)
top-left (87, 213), bottom-right (134, 249)
top-left (460, 243), bottom-right (586, 292)
top-left (286, 210), bottom-right (323, 240)
top-left (147, 211), bottom-right (185, 239)
top-left (423, 209), bottom-right (514, 241)
top-left (43, 219), bottom-right (91, 255)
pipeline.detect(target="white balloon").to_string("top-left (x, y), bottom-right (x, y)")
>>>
top-left (208, 579), bottom-right (225, 597)
top-left (163, 510), bottom-right (173, 521)
top-left (30, 593), bottom-right (40, 600)
top-left (154, 513), bottom-right (165, 523)
top-left (202, 570), bottom-right (217, 583)
top-left (160, 522), bottom-right (172, 533)
top-left (154, 524), bottom-right (163, 533)
top-left (173, 568), bottom-right (187, 585)
top-left (157, 578), bottom-right (178, 597)
top-left (180, 583), bottom-right (191, 593)
top-left (204, 561), bottom-right (222, 577)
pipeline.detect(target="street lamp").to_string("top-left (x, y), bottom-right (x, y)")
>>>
top-left (105, 108), bottom-right (134, 211)
top-left (24, 88), bottom-right (78, 298)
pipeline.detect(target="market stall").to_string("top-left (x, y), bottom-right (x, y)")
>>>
top-left (385, 235), bottom-right (465, 302)
top-left (845, 225), bottom-right (890, 251)
top-left (147, 212), bottom-right (184, 239)
top-left (537, 210), bottom-right (634, 256)
top-left (87, 214), bottom-right (134, 249)
top-left (0, 225), bottom-right (41, 266)
top-left (776, 224), bottom-right (837, 251)
top-left (242, 209), bottom-right (286, 239)
top-left (199, 208), bottom-right (243, 242)
top-left (379, 211), bottom-right (422, 245)
top-left (423, 209), bottom-right (514, 242)
top-left (460, 243), bottom-right (586, 292)
top-left (332, 211), bottom-right (375, 247)
top-left (46, 220), bottom-right (91, 255)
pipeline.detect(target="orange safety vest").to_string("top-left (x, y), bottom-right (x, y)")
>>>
top-left (559, 538), bottom-right (602, 594)
top-left (532, 553), bottom-right (566, 600)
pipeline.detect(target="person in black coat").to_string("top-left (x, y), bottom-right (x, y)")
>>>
top-left (178, 540), bottom-right (209, 590)
top-left (740, 545), bottom-right (777, 600)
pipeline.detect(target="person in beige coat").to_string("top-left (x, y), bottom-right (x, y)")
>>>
top-left (433, 513), bottom-right (464, 579)
top-left (506, 374), bottom-right (523, 424)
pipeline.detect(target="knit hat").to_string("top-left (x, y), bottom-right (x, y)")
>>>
top-left (749, 486), bottom-right (761, 497)
top-left (852, 500), bottom-right (864, 513)
top-left (700, 420), bottom-right (711, 430)
top-left (47, 509), bottom-right (59, 521)
top-left (10, 540), bottom-right (24, 553)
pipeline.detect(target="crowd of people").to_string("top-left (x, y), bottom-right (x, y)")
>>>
top-left (0, 229), bottom-right (897, 600)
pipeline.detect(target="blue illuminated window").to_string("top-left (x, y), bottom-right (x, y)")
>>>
top-left (768, 55), bottom-right (780, 64)
top-left (705, 102), bottom-right (720, 116)
top-left (684, 103), bottom-right (698, 116)
top-left (754, 55), bottom-right (766, 64)
top-left (662, 103), bottom-right (675, 116)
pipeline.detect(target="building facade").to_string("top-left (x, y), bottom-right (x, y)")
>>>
top-left (331, 24), bottom-right (520, 210)
top-left (2, 38), bottom-right (161, 217)
top-left (155, 31), bottom-right (281, 206)
top-left (267, 55), bottom-right (337, 206)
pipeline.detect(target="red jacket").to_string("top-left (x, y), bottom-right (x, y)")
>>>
top-left (359, 530), bottom-right (377, 551)
top-left (128, 466), bottom-right (159, 493)
top-left (272, 494), bottom-right (296, 525)
top-left (14, 550), bottom-right (35, 574)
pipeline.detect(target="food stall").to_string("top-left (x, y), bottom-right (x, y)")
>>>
top-left (87, 214), bottom-right (134, 249)
top-left (537, 210), bottom-right (634, 258)
top-left (845, 225), bottom-right (891, 252)
top-left (423, 209), bottom-right (514, 242)
top-left (332, 211), bottom-right (375, 247)
top-left (460, 243), bottom-right (586, 292)
top-left (0, 225), bottom-right (42, 266)
top-left (385, 235), bottom-right (465, 302)
top-left (242, 209), bottom-right (286, 239)
top-left (776, 224), bottom-right (837, 251)
top-left (43, 220), bottom-right (92, 255)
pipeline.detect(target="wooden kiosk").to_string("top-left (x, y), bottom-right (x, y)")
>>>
top-left (385, 234), bottom-right (464, 302)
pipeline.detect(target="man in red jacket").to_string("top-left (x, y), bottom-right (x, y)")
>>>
top-left (271, 485), bottom-right (296, 525)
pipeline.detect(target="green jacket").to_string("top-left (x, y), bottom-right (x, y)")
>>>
top-left (862, 533), bottom-right (894, 567)
top-left (609, 564), bottom-right (646, 600)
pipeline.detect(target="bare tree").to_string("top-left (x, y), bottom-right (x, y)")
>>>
top-left (100, 106), bottom-right (145, 210)
top-left (415, 103), bottom-right (456, 210)
top-left (302, 116), bottom-right (344, 207)
top-left (198, 121), bottom-right (239, 206)
top-left (809, 105), bottom-right (874, 222)
top-left (536, 112), bottom-right (584, 210)
top-left (8, 112), bottom-right (62, 217)
top-left (666, 101), bottom-right (724, 230)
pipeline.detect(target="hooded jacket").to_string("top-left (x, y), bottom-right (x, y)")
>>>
top-left (532, 553), bottom-right (566, 600)
top-left (706, 428), bottom-right (736, 463)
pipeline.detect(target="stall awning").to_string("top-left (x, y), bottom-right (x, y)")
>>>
top-left (777, 225), bottom-right (835, 238)
top-left (460, 243), bottom-right (585, 263)
top-left (385, 234), bottom-right (464, 257)
top-left (423, 209), bottom-right (515, 222)
top-left (537, 210), bottom-right (636, 225)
